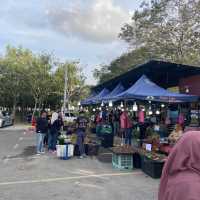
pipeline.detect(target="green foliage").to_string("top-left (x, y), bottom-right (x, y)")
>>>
top-left (94, 0), bottom-right (200, 83)
top-left (0, 46), bottom-right (88, 117)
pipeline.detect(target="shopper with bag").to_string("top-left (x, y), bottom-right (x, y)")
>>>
top-left (36, 111), bottom-right (48, 155)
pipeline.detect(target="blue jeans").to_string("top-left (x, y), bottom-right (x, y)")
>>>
top-left (36, 133), bottom-right (45, 153)
top-left (48, 130), bottom-right (58, 151)
top-left (125, 128), bottom-right (132, 145)
top-left (113, 121), bottom-right (119, 136)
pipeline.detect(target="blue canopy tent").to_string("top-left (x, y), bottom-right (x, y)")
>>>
top-left (81, 92), bottom-right (97, 105)
top-left (82, 88), bottom-right (110, 105)
top-left (112, 75), bottom-right (198, 103)
top-left (101, 83), bottom-right (125, 103)
top-left (90, 88), bottom-right (110, 104)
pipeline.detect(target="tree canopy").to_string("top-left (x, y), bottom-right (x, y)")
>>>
top-left (94, 0), bottom-right (200, 84)
top-left (0, 46), bottom-right (89, 117)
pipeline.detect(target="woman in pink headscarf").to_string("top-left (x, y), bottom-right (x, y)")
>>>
top-left (158, 131), bottom-right (200, 200)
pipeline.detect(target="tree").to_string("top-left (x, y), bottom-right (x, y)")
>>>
top-left (94, 0), bottom-right (200, 84)
top-left (94, 46), bottom-right (153, 83)
top-left (26, 53), bottom-right (53, 117)
top-left (120, 0), bottom-right (200, 64)
top-left (0, 46), bottom-right (33, 116)
top-left (53, 61), bottom-right (86, 109)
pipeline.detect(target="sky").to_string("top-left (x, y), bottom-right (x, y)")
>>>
top-left (0, 0), bottom-right (143, 85)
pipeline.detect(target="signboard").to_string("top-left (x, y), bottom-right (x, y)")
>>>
top-left (146, 144), bottom-right (152, 152)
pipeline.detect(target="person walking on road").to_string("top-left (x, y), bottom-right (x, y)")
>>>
top-left (36, 111), bottom-right (48, 155)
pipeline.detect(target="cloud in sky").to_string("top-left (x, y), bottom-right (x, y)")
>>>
top-left (47, 0), bottom-right (131, 43)
top-left (0, 0), bottom-right (142, 85)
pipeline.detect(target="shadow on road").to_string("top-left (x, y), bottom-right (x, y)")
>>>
top-left (3, 146), bottom-right (36, 161)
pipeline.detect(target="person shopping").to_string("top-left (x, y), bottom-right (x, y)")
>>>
top-left (36, 111), bottom-right (48, 155)
top-left (125, 113), bottom-right (133, 146)
top-left (48, 112), bottom-right (63, 153)
top-left (158, 131), bottom-right (200, 200)
top-left (76, 111), bottom-right (88, 158)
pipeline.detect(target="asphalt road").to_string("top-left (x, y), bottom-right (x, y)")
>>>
top-left (0, 125), bottom-right (159, 200)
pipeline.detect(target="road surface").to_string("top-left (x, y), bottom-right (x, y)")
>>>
top-left (0, 125), bottom-right (159, 200)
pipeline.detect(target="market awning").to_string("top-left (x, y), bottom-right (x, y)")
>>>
top-left (86, 88), bottom-right (110, 105)
top-left (113, 75), bottom-right (198, 103)
top-left (101, 83), bottom-right (125, 102)
top-left (81, 92), bottom-right (98, 105)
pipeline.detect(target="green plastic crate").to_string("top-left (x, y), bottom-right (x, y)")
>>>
top-left (112, 153), bottom-right (134, 170)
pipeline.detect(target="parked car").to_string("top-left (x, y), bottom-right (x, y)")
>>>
top-left (63, 112), bottom-right (77, 123)
top-left (0, 111), bottom-right (14, 128)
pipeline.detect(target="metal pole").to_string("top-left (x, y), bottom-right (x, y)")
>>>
top-left (63, 64), bottom-right (68, 112)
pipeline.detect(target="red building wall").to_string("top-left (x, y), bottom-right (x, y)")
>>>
top-left (179, 75), bottom-right (200, 96)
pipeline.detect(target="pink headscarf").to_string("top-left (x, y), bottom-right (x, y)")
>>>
top-left (158, 131), bottom-right (200, 200)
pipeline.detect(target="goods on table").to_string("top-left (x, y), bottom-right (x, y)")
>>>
top-left (111, 146), bottom-right (135, 154)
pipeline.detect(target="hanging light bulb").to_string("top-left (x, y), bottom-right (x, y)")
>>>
top-left (120, 102), bottom-right (124, 108)
top-left (99, 107), bottom-right (102, 111)
top-left (101, 102), bottom-right (104, 107)
top-left (161, 104), bottom-right (165, 108)
top-left (156, 110), bottom-right (160, 115)
top-left (132, 102), bottom-right (138, 112)
top-left (148, 106), bottom-right (152, 115)
top-left (92, 108), bottom-right (96, 112)
top-left (77, 101), bottom-right (81, 106)
top-left (149, 110), bottom-right (153, 115)
top-left (109, 101), bottom-right (113, 107)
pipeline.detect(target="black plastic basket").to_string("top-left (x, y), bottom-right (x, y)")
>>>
top-left (141, 155), bottom-right (164, 178)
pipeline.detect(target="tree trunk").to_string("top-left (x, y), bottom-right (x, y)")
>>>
top-left (32, 99), bottom-right (38, 121)
top-left (12, 103), bottom-right (16, 120)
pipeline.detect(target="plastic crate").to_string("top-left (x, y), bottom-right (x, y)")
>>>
top-left (112, 153), bottom-right (134, 170)
top-left (141, 155), bottom-right (164, 178)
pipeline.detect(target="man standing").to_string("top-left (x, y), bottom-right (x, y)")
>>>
top-left (36, 111), bottom-right (48, 155)
top-left (76, 111), bottom-right (88, 158)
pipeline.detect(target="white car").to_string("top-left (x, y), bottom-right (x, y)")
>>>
top-left (63, 112), bottom-right (77, 123)
top-left (0, 112), bottom-right (14, 128)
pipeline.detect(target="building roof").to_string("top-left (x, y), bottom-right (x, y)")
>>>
top-left (93, 60), bottom-right (200, 92)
